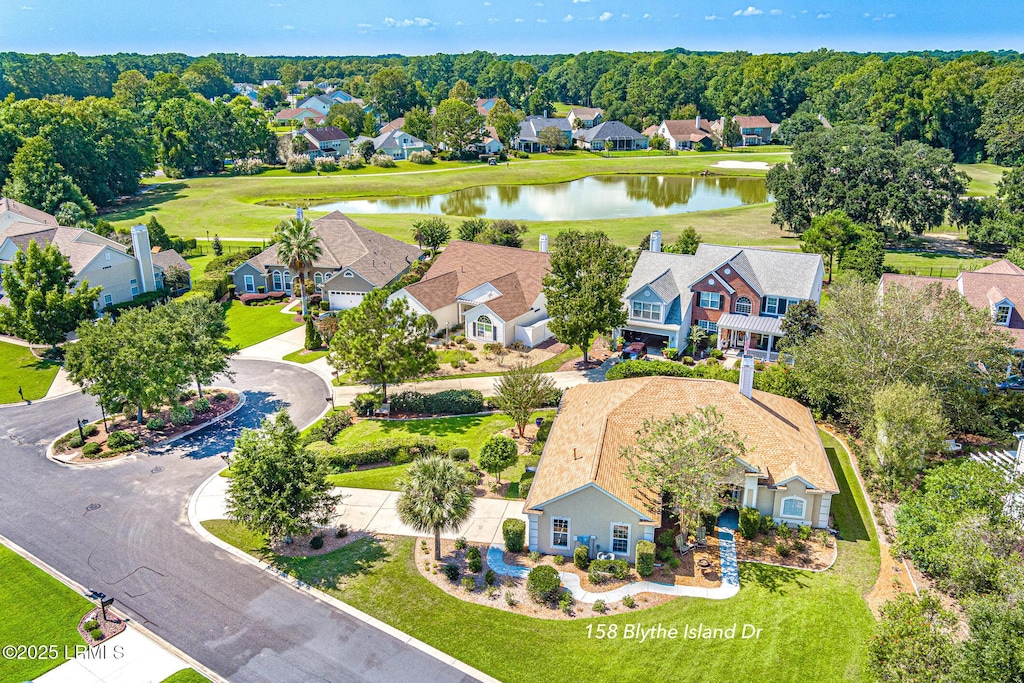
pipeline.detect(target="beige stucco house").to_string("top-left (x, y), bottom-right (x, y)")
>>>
top-left (523, 363), bottom-right (839, 561)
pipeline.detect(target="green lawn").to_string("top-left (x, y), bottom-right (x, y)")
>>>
top-left (0, 341), bottom-right (60, 404)
top-left (160, 669), bottom-right (210, 683)
top-left (0, 544), bottom-right (94, 681)
top-left (883, 250), bottom-right (994, 277)
top-left (328, 462), bottom-right (414, 490)
top-left (957, 162), bottom-right (1008, 196)
top-left (222, 300), bottom-right (302, 349)
top-left (205, 429), bottom-right (878, 682)
top-left (283, 348), bottom-right (328, 364)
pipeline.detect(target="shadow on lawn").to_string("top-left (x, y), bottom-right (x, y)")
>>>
top-left (825, 447), bottom-right (871, 543)
top-left (276, 537), bottom-right (389, 590)
top-left (374, 415), bottom-right (490, 439)
top-left (741, 562), bottom-right (810, 595)
top-left (100, 182), bottom-right (187, 223)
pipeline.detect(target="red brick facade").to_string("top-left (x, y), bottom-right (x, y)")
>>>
top-left (689, 265), bottom-right (762, 326)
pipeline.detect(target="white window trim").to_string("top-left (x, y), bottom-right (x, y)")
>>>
top-left (780, 495), bottom-right (807, 521)
top-left (551, 517), bottom-right (570, 549)
top-left (697, 319), bottom-right (718, 333)
top-left (609, 522), bottom-right (631, 555)
top-left (343, 270), bottom-right (354, 278)
top-left (995, 304), bottom-right (1013, 326)
top-left (244, 275), bottom-right (255, 292)
top-left (699, 291), bottom-right (721, 310)
top-left (272, 270), bottom-right (283, 290)
top-left (314, 272), bottom-right (323, 285)
top-left (103, 294), bottom-right (113, 305)
top-left (735, 296), bottom-right (752, 315)
top-left (631, 300), bottom-right (662, 322)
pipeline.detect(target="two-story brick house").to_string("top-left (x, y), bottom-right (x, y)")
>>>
top-left (617, 233), bottom-right (824, 360)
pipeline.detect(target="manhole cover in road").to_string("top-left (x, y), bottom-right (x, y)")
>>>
top-left (151, 466), bottom-right (164, 474)
top-left (86, 503), bottom-right (100, 511)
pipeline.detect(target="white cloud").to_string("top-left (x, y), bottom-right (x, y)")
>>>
top-left (483, 1), bottom-right (491, 4)
top-left (705, 14), bottom-right (723, 20)
top-left (563, 13), bottom-right (574, 21)
top-left (734, 6), bottom-right (763, 16)
top-left (535, 1), bottom-right (543, 5)
top-left (515, 17), bottom-right (525, 22)
top-left (863, 12), bottom-right (871, 17)
top-left (572, 0), bottom-right (589, 3)
top-left (268, 2), bottom-right (282, 6)
top-left (488, 17), bottom-right (499, 23)
top-left (599, 11), bottom-right (612, 21)
top-left (537, 17), bottom-right (547, 22)
top-left (20, 5), bottom-right (33, 9)
top-left (455, 20), bottom-right (464, 25)
top-left (770, 8), bottom-right (783, 14)
top-left (357, 22), bottom-right (373, 28)
top-left (383, 16), bottom-right (436, 27)
top-left (816, 12), bottom-right (830, 18)
top-left (642, 12), bottom-right (650, 18)
top-left (621, 13), bottom-right (629, 18)
top-left (282, 24), bottom-right (294, 30)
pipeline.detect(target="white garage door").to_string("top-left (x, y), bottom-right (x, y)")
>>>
top-left (328, 290), bottom-right (365, 310)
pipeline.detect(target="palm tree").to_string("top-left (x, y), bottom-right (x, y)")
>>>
top-left (396, 455), bottom-right (475, 560)
top-left (274, 216), bottom-right (323, 317)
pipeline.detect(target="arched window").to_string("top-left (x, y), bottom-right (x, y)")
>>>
top-left (272, 270), bottom-right (282, 291)
top-left (735, 296), bottom-right (752, 315)
top-left (474, 315), bottom-right (495, 341)
top-left (283, 271), bottom-right (292, 288)
top-left (314, 272), bottom-right (323, 285)
top-left (781, 496), bottom-right (806, 520)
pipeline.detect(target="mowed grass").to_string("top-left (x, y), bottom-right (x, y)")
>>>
top-left (222, 300), bottom-right (302, 349)
top-left (160, 669), bottom-right (210, 683)
top-left (0, 544), bottom-right (93, 681)
top-left (282, 348), bottom-right (328, 364)
top-left (0, 341), bottom-right (60, 404)
top-left (957, 162), bottom-right (1008, 197)
top-left (327, 462), bottom-right (414, 490)
top-left (883, 250), bottom-right (994, 277)
top-left (205, 430), bottom-right (878, 682)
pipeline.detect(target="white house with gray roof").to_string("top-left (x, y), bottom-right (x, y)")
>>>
top-left (370, 129), bottom-right (432, 160)
top-left (573, 120), bottom-right (649, 151)
top-left (514, 116), bottom-right (573, 152)
top-left (618, 233), bottom-right (824, 360)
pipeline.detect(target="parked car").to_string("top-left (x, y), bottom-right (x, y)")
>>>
top-left (487, 158), bottom-right (498, 166)
top-left (624, 341), bottom-right (647, 360)
top-left (997, 374), bottom-right (1024, 390)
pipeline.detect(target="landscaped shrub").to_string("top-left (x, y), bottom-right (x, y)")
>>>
top-left (89, 628), bottom-right (104, 641)
top-left (709, 349), bottom-right (724, 360)
top-left (663, 347), bottom-right (679, 361)
top-left (68, 434), bottom-right (84, 448)
top-left (527, 565), bottom-right (561, 603)
top-left (606, 359), bottom-right (739, 383)
top-left (518, 475), bottom-right (533, 498)
top-left (389, 389), bottom-right (485, 415)
top-left (350, 392), bottom-right (381, 415)
top-left (593, 599), bottom-right (607, 613)
top-left (622, 595), bottom-right (636, 608)
top-left (314, 156), bottom-right (338, 172)
top-left (310, 535), bottom-right (324, 550)
top-left (759, 515), bottom-right (776, 535)
top-left (559, 591), bottom-right (574, 614)
top-left (775, 543), bottom-right (792, 558)
top-left (682, 356), bottom-right (695, 365)
top-left (461, 576), bottom-right (476, 591)
top-left (553, 554), bottom-right (566, 566)
top-left (232, 158), bottom-right (263, 175)
top-left (529, 551), bottom-right (541, 562)
top-left (777, 524), bottom-right (793, 541)
top-left (793, 539), bottom-right (808, 553)
top-left (485, 569), bottom-right (496, 586)
top-left (82, 442), bottom-right (102, 457)
top-left (341, 155), bottom-right (364, 170)
top-left (574, 545), bottom-right (590, 570)
top-left (409, 151), bottom-right (433, 164)
top-left (636, 540), bottom-right (655, 577)
top-left (304, 410), bottom-right (353, 444)
top-left (668, 557), bottom-right (681, 569)
top-left (656, 528), bottom-right (676, 547)
top-left (739, 507), bottom-right (761, 540)
top-left (798, 525), bottom-right (813, 541)
top-left (468, 553), bottom-right (483, 573)
top-left (146, 417), bottom-right (165, 430)
top-left (213, 392), bottom-right (228, 402)
top-left (443, 562), bottom-right (461, 581)
top-left (503, 518), bottom-right (526, 552)
top-left (448, 447), bottom-right (470, 461)
top-left (84, 619), bottom-right (99, 630)
top-left (588, 559), bottom-right (630, 584)
top-left (657, 546), bottom-right (674, 563)
top-left (171, 405), bottom-right (194, 426)
top-left (179, 390), bottom-right (197, 403)
top-left (306, 434), bottom-right (454, 469)
top-left (286, 155), bottom-right (312, 172)
top-left (82, 424), bottom-right (99, 437)
top-left (466, 545), bottom-right (480, 560)
top-left (106, 430), bottom-right (138, 451)
top-left (193, 397), bottom-right (211, 414)
top-left (370, 153), bottom-right (396, 168)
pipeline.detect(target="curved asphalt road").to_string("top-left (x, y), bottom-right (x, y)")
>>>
top-left (0, 359), bottom-right (471, 683)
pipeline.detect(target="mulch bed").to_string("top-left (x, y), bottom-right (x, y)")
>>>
top-left (733, 531), bottom-right (836, 571)
top-left (55, 388), bottom-right (240, 463)
top-left (269, 526), bottom-right (369, 557)
top-left (77, 607), bottom-right (126, 645)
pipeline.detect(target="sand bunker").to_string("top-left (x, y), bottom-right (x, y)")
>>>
top-left (711, 160), bottom-right (772, 170)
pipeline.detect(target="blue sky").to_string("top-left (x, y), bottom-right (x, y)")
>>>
top-left (0, 0), bottom-right (1019, 56)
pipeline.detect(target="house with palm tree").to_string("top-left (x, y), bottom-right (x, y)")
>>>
top-left (229, 210), bottom-right (423, 311)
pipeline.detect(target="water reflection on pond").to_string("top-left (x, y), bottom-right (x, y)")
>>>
top-left (313, 175), bottom-right (770, 221)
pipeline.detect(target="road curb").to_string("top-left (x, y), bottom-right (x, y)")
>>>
top-left (44, 390), bottom-right (247, 467)
top-left (0, 532), bottom-right (227, 683)
top-left (186, 470), bottom-right (499, 683)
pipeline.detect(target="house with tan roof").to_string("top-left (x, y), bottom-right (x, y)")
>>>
top-left (0, 200), bottom-right (179, 309)
top-left (229, 210), bottom-right (422, 310)
top-left (523, 366), bottom-right (839, 561)
top-left (295, 126), bottom-right (350, 158)
top-left (566, 107), bottom-right (603, 129)
top-left (657, 116), bottom-right (719, 151)
top-left (711, 115), bottom-right (777, 146)
top-left (274, 107), bottom-right (325, 126)
top-left (388, 239), bottom-right (553, 347)
top-left (879, 260), bottom-right (1024, 351)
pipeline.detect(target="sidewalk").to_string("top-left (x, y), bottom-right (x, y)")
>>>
top-left (37, 627), bottom-right (195, 683)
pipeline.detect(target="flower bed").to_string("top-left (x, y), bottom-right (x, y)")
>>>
top-left (77, 607), bottom-right (125, 645)
top-left (52, 389), bottom-right (240, 462)
top-left (733, 530), bottom-right (837, 571)
top-left (239, 291), bottom-right (289, 306)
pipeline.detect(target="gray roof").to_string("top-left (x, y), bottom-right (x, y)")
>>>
top-left (372, 129), bottom-right (428, 150)
top-left (517, 116), bottom-right (572, 142)
top-left (0, 222), bottom-right (126, 273)
top-left (625, 244), bottom-right (822, 303)
top-left (574, 120), bottom-right (645, 143)
top-left (299, 94), bottom-right (334, 109)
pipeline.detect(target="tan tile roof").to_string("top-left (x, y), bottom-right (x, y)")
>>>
top-left (0, 198), bottom-right (58, 226)
top-left (661, 118), bottom-right (715, 139)
top-left (525, 377), bottom-right (838, 519)
top-left (878, 273), bottom-right (958, 295)
top-left (402, 240), bottom-right (550, 321)
top-left (976, 260), bottom-right (1024, 276)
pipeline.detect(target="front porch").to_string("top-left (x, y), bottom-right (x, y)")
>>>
top-left (716, 313), bottom-right (784, 362)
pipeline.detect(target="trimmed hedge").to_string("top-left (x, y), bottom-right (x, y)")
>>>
top-left (739, 507), bottom-right (761, 540)
top-left (502, 518), bottom-right (526, 553)
top-left (527, 565), bottom-right (561, 603)
top-left (606, 359), bottom-right (739, 383)
top-left (574, 545), bottom-right (590, 570)
top-left (636, 540), bottom-right (655, 577)
top-left (389, 389), bottom-right (485, 415)
top-left (106, 430), bottom-right (138, 451)
top-left (448, 447), bottom-right (470, 461)
top-left (82, 442), bottom-right (102, 456)
top-left (588, 559), bottom-right (630, 584)
top-left (303, 410), bottom-right (353, 444)
top-left (307, 434), bottom-right (455, 469)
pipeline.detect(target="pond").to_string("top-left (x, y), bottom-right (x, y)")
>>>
top-left (313, 175), bottom-right (769, 221)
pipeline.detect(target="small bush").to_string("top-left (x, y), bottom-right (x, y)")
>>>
top-left (682, 356), bottom-right (695, 365)
top-left (793, 539), bottom-right (808, 553)
top-left (817, 530), bottom-right (832, 547)
top-left (527, 565), bottom-right (561, 603)
top-left (574, 545), bottom-right (590, 570)
top-left (232, 158), bottom-right (263, 175)
top-left (588, 559), bottom-right (630, 584)
top-left (468, 554), bottom-right (483, 573)
top-left (529, 550), bottom-right (541, 562)
top-left (171, 405), bottom-right (195, 426)
top-left (657, 547), bottom-right (674, 563)
top-left (454, 537), bottom-right (468, 551)
top-left (286, 155), bottom-right (312, 173)
top-left (503, 518), bottom-right (526, 552)
top-left (798, 525), bottom-right (813, 541)
top-left (710, 349), bottom-right (724, 360)
top-left (89, 628), bottom-right (104, 641)
top-left (304, 410), bottom-right (353, 444)
top-left (466, 545), bottom-right (481, 560)
top-left (82, 442), bottom-right (102, 457)
top-left (519, 477), bottom-right (533, 498)
top-left (351, 392), bottom-right (381, 415)
top-left (310, 535), bottom-right (324, 550)
top-left (409, 151), bottom-right (434, 164)
top-left (759, 515), bottom-right (776, 535)
top-left (146, 417), bottom-right (165, 430)
top-left (668, 557), bottom-right (681, 569)
top-left (335, 525), bottom-right (349, 538)
top-left (663, 347), bottom-right (679, 361)
top-left (84, 619), bottom-right (99, 630)
top-left (739, 507), bottom-right (761, 540)
top-left (443, 563), bottom-right (461, 581)
top-left (559, 591), bottom-right (574, 615)
top-left (69, 434), bottom-right (84, 448)
top-left (341, 155), bottom-right (364, 170)
top-left (213, 392), bottom-right (228, 402)
top-left (193, 397), bottom-right (211, 414)
top-left (505, 591), bottom-right (517, 607)
top-left (461, 576), bottom-right (477, 592)
top-left (636, 540), bottom-right (655, 577)
top-left (553, 554), bottom-right (566, 566)
top-left (448, 447), bottom-right (470, 461)
top-left (777, 524), bottom-right (793, 541)
top-left (656, 529), bottom-right (676, 547)
top-left (82, 424), bottom-right (99, 437)
top-left (593, 599), bottom-right (607, 613)
top-left (622, 595), bottom-right (636, 609)
top-left (464, 342), bottom-right (476, 350)
top-left (775, 542), bottom-right (792, 558)
top-left (485, 569), bottom-right (496, 586)
top-left (314, 156), bottom-right (338, 172)
top-left (370, 153), bottom-right (396, 168)
top-left (106, 430), bottom-right (138, 450)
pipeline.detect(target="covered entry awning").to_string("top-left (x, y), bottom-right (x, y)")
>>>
top-left (717, 314), bottom-right (785, 337)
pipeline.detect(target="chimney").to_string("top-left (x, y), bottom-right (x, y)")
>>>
top-left (296, 206), bottom-right (304, 221)
top-left (130, 224), bottom-right (156, 294)
top-left (739, 355), bottom-right (755, 399)
top-left (539, 234), bottom-right (549, 253)
top-left (650, 230), bottom-right (662, 253)
top-left (696, 114), bottom-right (701, 129)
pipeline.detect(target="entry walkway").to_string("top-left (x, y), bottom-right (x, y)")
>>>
top-left (36, 627), bottom-right (195, 683)
top-left (486, 510), bottom-right (741, 603)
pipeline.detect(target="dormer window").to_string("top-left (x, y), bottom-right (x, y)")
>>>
top-left (632, 301), bottom-right (661, 321)
top-left (995, 303), bottom-right (1013, 326)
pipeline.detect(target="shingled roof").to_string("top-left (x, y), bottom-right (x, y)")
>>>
top-left (0, 222), bottom-right (123, 272)
top-left (0, 197), bottom-right (59, 226)
top-left (524, 377), bottom-right (838, 519)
